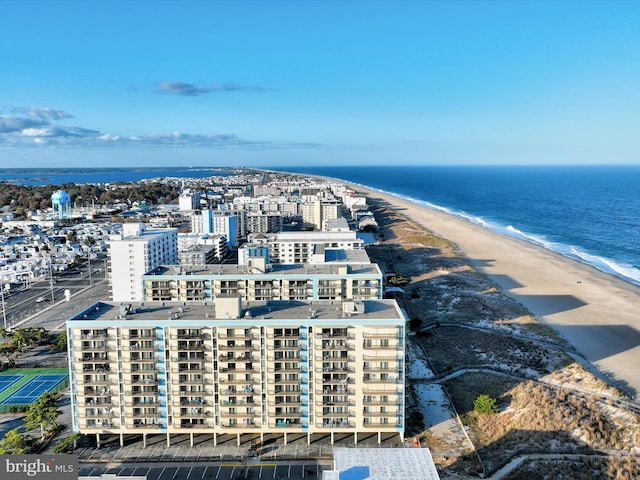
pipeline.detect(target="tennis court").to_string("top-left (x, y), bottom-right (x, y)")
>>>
top-left (0, 375), bottom-right (24, 395)
top-left (0, 374), bottom-right (67, 405)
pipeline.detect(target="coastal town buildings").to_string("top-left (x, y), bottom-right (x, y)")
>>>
top-left (29, 170), bottom-right (404, 449)
top-left (190, 209), bottom-right (242, 247)
top-left (240, 230), bottom-right (365, 265)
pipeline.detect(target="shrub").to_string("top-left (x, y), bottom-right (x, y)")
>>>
top-left (474, 394), bottom-right (499, 414)
top-left (52, 433), bottom-right (80, 454)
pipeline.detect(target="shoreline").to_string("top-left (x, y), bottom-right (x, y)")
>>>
top-left (349, 182), bottom-right (640, 398)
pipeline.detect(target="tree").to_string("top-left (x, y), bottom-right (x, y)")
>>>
top-left (24, 391), bottom-right (61, 437)
top-left (474, 394), bottom-right (499, 414)
top-left (0, 428), bottom-right (31, 454)
top-left (55, 330), bottom-right (67, 351)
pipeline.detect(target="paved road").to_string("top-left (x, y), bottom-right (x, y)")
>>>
top-left (4, 265), bottom-right (109, 332)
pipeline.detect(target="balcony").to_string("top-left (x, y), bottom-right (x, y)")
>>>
top-left (79, 399), bottom-right (113, 407)
top-left (218, 344), bottom-right (258, 351)
top-left (363, 343), bottom-right (399, 350)
top-left (362, 387), bottom-right (403, 395)
top-left (127, 357), bottom-right (157, 363)
top-left (130, 411), bottom-right (160, 419)
top-left (268, 366), bottom-right (300, 373)
top-left (219, 353), bottom-right (258, 362)
top-left (126, 400), bottom-right (159, 407)
top-left (174, 343), bottom-right (208, 352)
top-left (220, 423), bottom-right (258, 429)
top-left (220, 366), bottom-right (260, 374)
top-left (218, 332), bottom-right (259, 340)
top-left (176, 422), bottom-right (212, 429)
top-left (315, 332), bottom-right (354, 340)
top-left (82, 410), bottom-right (114, 419)
top-left (176, 411), bottom-right (208, 419)
top-left (126, 388), bottom-right (159, 396)
top-left (316, 366), bottom-right (354, 374)
top-left (363, 365), bottom-right (399, 373)
top-left (174, 378), bottom-right (206, 385)
top-left (122, 332), bottom-right (156, 340)
top-left (363, 355), bottom-right (403, 362)
top-left (319, 386), bottom-right (355, 395)
top-left (219, 377), bottom-right (258, 385)
top-left (363, 398), bottom-right (399, 406)
top-left (362, 377), bottom-right (399, 384)
top-left (362, 421), bottom-right (401, 429)
top-left (171, 333), bottom-right (204, 340)
top-left (268, 377), bottom-right (300, 385)
top-left (176, 399), bottom-right (206, 407)
top-left (318, 343), bottom-right (355, 352)
top-left (172, 365), bottom-right (210, 373)
top-left (74, 333), bottom-right (112, 341)
top-left (317, 410), bottom-right (354, 418)
top-left (272, 420), bottom-right (301, 428)
top-left (315, 399), bottom-right (354, 407)
top-left (128, 378), bottom-right (158, 386)
top-left (362, 332), bottom-right (401, 339)
top-left (219, 410), bottom-right (258, 418)
top-left (129, 423), bottom-right (162, 429)
top-left (124, 367), bottom-right (157, 374)
top-left (84, 422), bottom-right (117, 430)
top-left (77, 344), bottom-right (114, 352)
top-left (318, 376), bottom-right (351, 385)
top-left (78, 356), bottom-right (110, 363)
top-left (319, 420), bottom-right (354, 429)
top-left (77, 378), bottom-right (115, 386)
top-left (220, 398), bottom-right (257, 406)
top-left (221, 386), bottom-right (257, 395)
top-left (83, 388), bottom-right (111, 397)
top-left (267, 332), bottom-right (300, 339)
top-left (270, 398), bottom-right (301, 406)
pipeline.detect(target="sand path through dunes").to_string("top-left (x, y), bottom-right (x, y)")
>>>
top-left (361, 187), bottom-right (640, 398)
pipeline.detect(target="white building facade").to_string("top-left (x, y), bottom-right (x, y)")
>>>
top-left (108, 223), bottom-right (178, 302)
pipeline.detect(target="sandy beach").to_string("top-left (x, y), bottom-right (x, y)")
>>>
top-left (357, 186), bottom-right (640, 398)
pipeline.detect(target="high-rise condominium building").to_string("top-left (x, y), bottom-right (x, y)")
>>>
top-left (108, 223), bottom-right (178, 302)
top-left (67, 297), bottom-right (405, 447)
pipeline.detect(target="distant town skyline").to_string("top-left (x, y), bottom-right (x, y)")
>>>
top-left (2, 1), bottom-right (640, 167)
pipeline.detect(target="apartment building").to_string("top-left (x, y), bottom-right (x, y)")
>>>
top-left (240, 231), bottom-right (365, 265)
top-left (141, 258), bottom-right (383, 302)
top-left (108, 223), bottom-right (178, 302)
top-left (67, 297), bottom-right (406, 447)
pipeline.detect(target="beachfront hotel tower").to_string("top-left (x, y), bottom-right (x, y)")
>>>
top-left (108, 223), bottom-right (178, 302)
top-left (66, 297), bottom-right (406, 447)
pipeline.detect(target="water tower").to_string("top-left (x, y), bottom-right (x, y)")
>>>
top-left (51, 190), bottom-right (71, 220)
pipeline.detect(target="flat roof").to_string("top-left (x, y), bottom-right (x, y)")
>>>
top-left (325, 448), bottom-right (440, 480)
top-left (69, 299), bottom-right (402, 324)
top-left (144, 260), bottom-right (380, 278)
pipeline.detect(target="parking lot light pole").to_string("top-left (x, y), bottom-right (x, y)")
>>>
top-left (48, 257), bottom-right (55, 303)
top-left (1, 283), bottom-right (7, 330)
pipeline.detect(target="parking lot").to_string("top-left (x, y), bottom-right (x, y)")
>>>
top-left (76, 431), bottom-right (403, 464)
top-left (79, 462), bottom-right (329, 480)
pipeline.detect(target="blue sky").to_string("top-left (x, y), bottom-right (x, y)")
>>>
top-left (2, 1), bottom-right (640, 167)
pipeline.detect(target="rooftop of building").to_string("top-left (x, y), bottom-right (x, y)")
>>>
top-left (69, 298), bottom-right (402, 323)
top-left (143, 259), bottom-right (381, 278)
top-left (324, 448), bottom-right (440, 480)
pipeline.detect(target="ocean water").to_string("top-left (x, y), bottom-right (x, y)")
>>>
top-left (0, 167), bottom-right (230, 186)
top-left (276, 165), bottom-right (640, 286)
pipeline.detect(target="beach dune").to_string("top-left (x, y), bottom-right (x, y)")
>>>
top-left (362, 187), bottom-right (640, 398)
